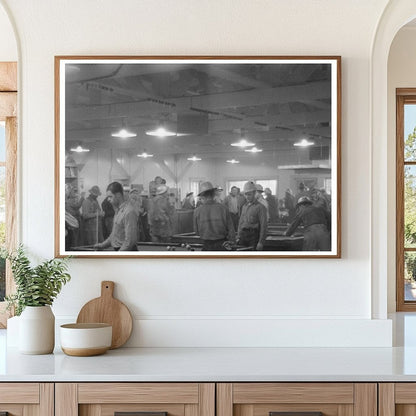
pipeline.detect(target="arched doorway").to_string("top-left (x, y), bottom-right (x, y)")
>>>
top-left (371, 1), bottom-right (416, 318)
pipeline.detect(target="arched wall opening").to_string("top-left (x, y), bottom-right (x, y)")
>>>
top-left (372, 1), bottom-right (416, 318)
top-left (387, 19), bottom-right (416, 313)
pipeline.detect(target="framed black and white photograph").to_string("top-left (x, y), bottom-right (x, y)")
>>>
top-left (55, 56), bottom-right (341, 258)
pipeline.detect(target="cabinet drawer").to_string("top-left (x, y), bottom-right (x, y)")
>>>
top-left (218, 383), bottom-right (376, 416)
top-left (0, 383), bottom-right (53, 416)
top-left (56, 383), bottom-right (215, 416)
top-left (379, 383), bottom-right (416, 415)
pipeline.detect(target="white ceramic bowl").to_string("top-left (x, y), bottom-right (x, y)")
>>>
top-left (60, 323), bottom-right (112, 356)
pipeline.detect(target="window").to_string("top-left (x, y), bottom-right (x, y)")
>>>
top-left (189, 179), bottom-right (204, 199)
top-left (397, 89), bottom-right (416, 311)
top-left (0, 62), bottom-right (17, 326)
top-left (226, 179), bottom-right (278, 195)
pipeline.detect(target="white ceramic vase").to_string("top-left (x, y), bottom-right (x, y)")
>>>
top-left (19, 306), bottom-right (55, 354)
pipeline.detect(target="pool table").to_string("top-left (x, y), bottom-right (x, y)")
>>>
top-left (171, 232), bottom-right (304, 251)
top-left (71, 242), bottom-right (251, 252)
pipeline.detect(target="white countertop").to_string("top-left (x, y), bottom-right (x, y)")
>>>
top-left (2, 313), bottom-right (416, 382)
top-left (2, 345), bottom-right (416, 382)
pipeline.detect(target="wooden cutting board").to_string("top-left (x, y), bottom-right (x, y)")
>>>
top-left (76, 281), bottom-right (133, 349)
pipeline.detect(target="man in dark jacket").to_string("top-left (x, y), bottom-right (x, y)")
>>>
top-left (284, 196), bottom-right (331, 251)
top-left (194, 182), bottom-right (235, 251)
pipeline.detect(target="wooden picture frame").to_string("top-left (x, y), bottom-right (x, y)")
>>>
top-left (55, 56), bottom-right (341, 258)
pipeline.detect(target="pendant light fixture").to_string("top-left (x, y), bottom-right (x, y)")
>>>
top-left (230, 138), bottom-right (255, 148)
top-left (111, 118), bottom-right (137, 139)
top-left (226, 159), bottom-right (240, 164)
top-left (70, 144), bottom-right (90, 153)
top-left (294, 138), bottom-right (315, 147)
top-left (187, 155), bottom-right (202, 161)
top-left (145, 126), bottom-right (176, 138)
top-left (231, 129), bottom-right (255, 148)
top-left (137, 150), bottom-right (154, 158)
top-left (244, 146), bottom-right (263, 153)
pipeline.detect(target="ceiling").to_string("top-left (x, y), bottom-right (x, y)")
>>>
top-left (64, 60), bottom-right (333, 160)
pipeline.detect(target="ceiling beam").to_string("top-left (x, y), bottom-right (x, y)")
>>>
top-left (66, 80), bottom-right (331, 122)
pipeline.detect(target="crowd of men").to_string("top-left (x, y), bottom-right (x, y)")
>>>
top-left (65, 176), bottom-right (332, 252)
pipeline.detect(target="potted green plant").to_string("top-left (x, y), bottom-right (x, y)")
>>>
top-left (2, 245), bottom-right (71, 354)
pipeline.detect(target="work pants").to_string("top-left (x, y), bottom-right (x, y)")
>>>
top-left (303, 224), bottom-right (330, 251)
top-left (239, 228), bottom-right (260, 250)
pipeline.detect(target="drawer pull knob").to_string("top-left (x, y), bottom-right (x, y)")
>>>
top-left (270, 413), bottom-right (323, 416)
top-left (115, 412), bottom-right (168, 416)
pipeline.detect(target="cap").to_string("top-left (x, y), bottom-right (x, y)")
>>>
top-left (255, 184), bottom-right (264, 192)
top-left (88, 185), bottom-right (102, 196)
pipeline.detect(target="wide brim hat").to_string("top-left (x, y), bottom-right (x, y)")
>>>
top-left (243, 181), bottom-right (257, 193)
top-left (155, 184), bottom-right (169, 195)
top-left (297, 196), bottom-right (313, 206)
top-left (89, 185), bottom-right (102, 196)
top-left (255, 184), bottom-right (264, 192)
top-left (198, 181), bottom-right (217, 196)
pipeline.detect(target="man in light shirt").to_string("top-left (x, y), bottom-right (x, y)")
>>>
top-left (223, 186), bottom-right (244, 231)
top-left (95, 182), bottom-right (139, 251)
top-left (237, 181), bottom-right (268, 251)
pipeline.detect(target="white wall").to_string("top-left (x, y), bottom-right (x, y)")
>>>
top-left (0, 0), bottom-right (394, 347)
top-left (0, 3), bottom-right (16, 61)
top-left (387, 26), bottom-right (416, 312)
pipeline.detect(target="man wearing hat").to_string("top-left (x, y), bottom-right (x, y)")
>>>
top-left (81, 185), bottom-right (104, 245)
top-left (237, 181), bottom-right (268, 250)
top-left (148, 184), bottom-right (175, 243)
top-left (284, 196), bottom-right (331, 251)
top-left (182, 192), bottom-right (195, 210)
top-left (194, 181), bottom-right (235, 251)
top-left (255, 184), bottom-right (269, 222)
top-left (214, 186), bottom-right (224, 203)
top-left (223, 186), bottom-right (245, 232)
top-left (264, 187), bottom-right (278, 223)
top-left (95, 181), bottom-right (139, 251)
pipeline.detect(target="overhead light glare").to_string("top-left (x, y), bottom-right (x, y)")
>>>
top-left (70, 145), bottom-right (90, 153)
top-left (187, 155), bottom-right (202, 161)
top-left (137, 151), bottom-right (154, 159)
top-left (111, 128), bottom-right (137, 139)
top-left (145, 127), bottom-right (176, 138)
top-left (244, 147), bottom-right (263, 153)
top-left (231, 138), bottom-right (255, 148)
top-left (294, 138), bottom-right (315, 147)
top-left (226, 159), bottom-right (240, 164)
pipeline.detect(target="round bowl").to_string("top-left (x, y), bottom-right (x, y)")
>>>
top-left (60, 323), bottom-right (112, 356)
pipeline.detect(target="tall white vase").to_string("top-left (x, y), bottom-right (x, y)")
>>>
top-left (19, 306), bottom-right (55, 354)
